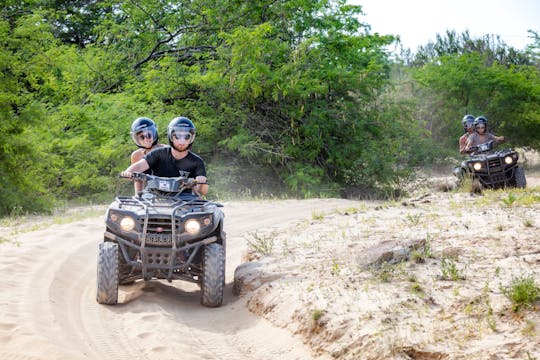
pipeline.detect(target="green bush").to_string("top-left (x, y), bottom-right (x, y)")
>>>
top-left (501, 275), bottom-right (540, 312)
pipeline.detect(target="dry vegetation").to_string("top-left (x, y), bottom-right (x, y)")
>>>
top-left (234, 181), bottom-right (540, 359)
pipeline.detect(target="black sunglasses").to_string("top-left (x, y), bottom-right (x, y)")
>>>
top-left (137, 132), bottom-right (153, 140)
top-left (173, 133), bottom-right (192, 140)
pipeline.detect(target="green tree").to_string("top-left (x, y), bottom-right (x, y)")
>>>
top-left (410, 31), bottom-right (540, 150)
top-left (12, 1), bottom-right (538, 215)
top-left (0, 12), bottom-right (61, 214)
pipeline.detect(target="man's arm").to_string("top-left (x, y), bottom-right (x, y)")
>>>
top-left (131, 150), bottom-right (145, 193)
top-left (193, 175), bottom-right (209, 196)
top-left (121, 158), bottom-right (150, 178)
top-left (464, 135), bottom-right (476, 154)
top-left (459, 135), bottom-right (468, 154)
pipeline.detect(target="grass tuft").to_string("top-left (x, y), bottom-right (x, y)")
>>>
top-left (440, 257), bottom-right (466, 281)
top-left (312, 309), bottom-right (325, 321)
top-left (500, 275), bottom-right (540, 312)
top-left (245, 231), bottom-right (275, 255)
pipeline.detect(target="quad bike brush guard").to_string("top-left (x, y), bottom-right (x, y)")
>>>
top-left (96, 173), bottom-right (226, 307)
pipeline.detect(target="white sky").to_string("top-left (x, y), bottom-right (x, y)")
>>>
top-left (349, 0), bottom-right (540, 51)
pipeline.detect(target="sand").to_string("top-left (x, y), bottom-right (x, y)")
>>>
top-left (0, 170), bottom-right (539, 359)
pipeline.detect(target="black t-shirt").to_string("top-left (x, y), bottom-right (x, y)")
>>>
top-left (144, 147), bottom-right (206, 179)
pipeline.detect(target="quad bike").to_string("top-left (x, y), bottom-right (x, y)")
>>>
top-left (96, 172), bottom-right (226, 307)
top-left (454, 140), bottom-right (527, 193)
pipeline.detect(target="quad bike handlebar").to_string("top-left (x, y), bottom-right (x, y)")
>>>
top-left (120, 172), bottom-right (206, 194)
top-left (468, 139), bottom-right (498, 155)
top-left (121, 172), bottom-right (205, 184)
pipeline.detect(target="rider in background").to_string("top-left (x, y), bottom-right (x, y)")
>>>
top-left (123, 116), bottom-right (208, 198)
top-left (459, 114), bottom-right (475, 154)
top-left (465, 116), bottom-right (505, 154)
top-left (130, 117), bottom-right (166, 194)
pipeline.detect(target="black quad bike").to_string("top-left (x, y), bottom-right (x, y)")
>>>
top-left (454, 140), bottom-right (527, 193)
top-left (96, 172), bottom-right (226, 307)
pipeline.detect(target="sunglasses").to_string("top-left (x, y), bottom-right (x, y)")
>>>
top-left (137, 132), bottom-right (154, 140)
top-left (173, 133), bottom-right (192, 140)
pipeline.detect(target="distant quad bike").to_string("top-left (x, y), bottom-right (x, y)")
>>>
top-left (454, 140), bottom-right (527, 193)
top-left (96, 172), bottom-right (226, 307)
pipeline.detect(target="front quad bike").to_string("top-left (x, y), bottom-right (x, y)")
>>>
top-left (96, 173), bottom-right (226, 307)
top-left (454, 140), bottom-right (527, 193)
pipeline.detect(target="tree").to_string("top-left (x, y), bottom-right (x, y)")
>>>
top-left (410, 31), bottom-right (540, 150)
top-left (10, 1), bottom-right (537, 215)
top-left (0, 13), bottom-right (61, 214)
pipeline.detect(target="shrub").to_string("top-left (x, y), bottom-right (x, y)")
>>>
top-left (500, 275), bottom-right (540, 312)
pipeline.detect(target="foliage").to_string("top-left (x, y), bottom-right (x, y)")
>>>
top-left (0, 2), bottom-right (538, 215)
top-left (0, 11), bottom-right (60, 214)
top-left (407, 30), bottom-right (540, 150)
top-left (500, 275), bottom-right (540, 312)
top-left (440, 257), bottom-right (466, 281)
top-left (245, 230), bottom-right (275, 256)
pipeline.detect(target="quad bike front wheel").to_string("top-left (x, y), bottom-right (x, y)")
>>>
top-left (514, 167), bottom-right (527, 188)
top-left (470, 178), bottom-right (483, 194)
top-left (96, 242), bottom-right (119, 305)
top-left (201, 242), bottom-right (225, 307)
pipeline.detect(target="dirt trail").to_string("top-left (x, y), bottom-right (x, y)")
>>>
top-left (1, 156), bottom-right (539, 360)
top-left (0, 198), bottom-right (359, 360)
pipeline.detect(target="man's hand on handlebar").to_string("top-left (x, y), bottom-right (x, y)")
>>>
top-left (120, 171), bottom-right (145, 180)
top-left (120, 171), bottom-right (130, 178)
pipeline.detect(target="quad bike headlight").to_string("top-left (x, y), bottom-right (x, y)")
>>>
top-left (504, 156), bottom-right (513, 165)
top-left (185, 219), bottom-right (201, 235)
top-left (120, 216), bottom-right (136, 231)
top-left (473, 162), bottom-right (482, 171)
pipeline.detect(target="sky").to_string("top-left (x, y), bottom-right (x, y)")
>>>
top-left (349, 0), bottom-right (540, 51)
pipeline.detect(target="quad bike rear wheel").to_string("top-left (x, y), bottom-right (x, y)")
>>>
top-left (96, 242), bottom-right (119, 305)
top-left (201, 242), bottom-right (225, 307)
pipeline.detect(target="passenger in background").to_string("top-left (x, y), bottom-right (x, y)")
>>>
top-left (459, 114), bottom-right (475, 154)
top-left (129, 117), bottom-right (166, 194)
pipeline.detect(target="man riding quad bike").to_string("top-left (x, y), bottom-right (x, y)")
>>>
top-left (454, 139), bottom-right (527, 193)
top-left (96, 172), bottom-right (226, 307)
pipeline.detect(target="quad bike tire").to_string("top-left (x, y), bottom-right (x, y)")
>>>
top-left (201, 242), bottom-right (225, 307)
top-left (96, 242), bottom-right (119, 305)
top-left (471, 178), bottom-right (483, 194)
top-left (514, 167), bottom-right (527, 188)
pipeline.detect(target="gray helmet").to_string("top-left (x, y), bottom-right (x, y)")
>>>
top-left (131, 117), bottom-right (158, 148)
top-left (167, 116), bottom-right (196, 147)
top-left (474, 116), bottom-right (488, 131)
top-left (461, 114), bottom-right (475, 130)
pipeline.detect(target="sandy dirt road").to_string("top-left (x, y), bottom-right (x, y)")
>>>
top-left (0, 198), bottom-right (360, 360)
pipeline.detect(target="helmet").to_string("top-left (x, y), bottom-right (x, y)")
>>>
top-left (167, 116), bottom-right (196, 147)
top-left (131, 117), bottom-right (158, 148)
top-left (474, 116), bottom-right (488, 131)
top-left (461, 114), bottom-right (475, 130)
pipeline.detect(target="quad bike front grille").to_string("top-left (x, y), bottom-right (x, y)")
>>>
top-left (487, 158), bottom-right (501, 169)
top-left (481, 172), bottom-right (506, 184)
top-left (144, 217), bottom-right (174, 234)
top-left (138, 217), bottom-right (180, 246)
top-left (478, 168), bottom-right (514, 187)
